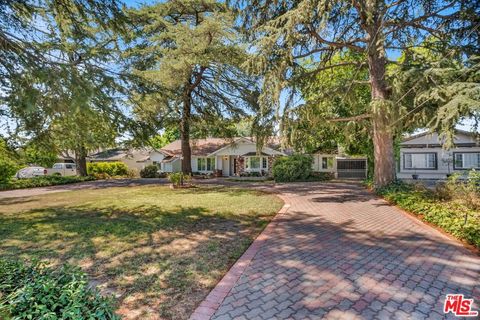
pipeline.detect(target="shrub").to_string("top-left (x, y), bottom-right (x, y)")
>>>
top-left (140, 165), bottom-right (159, 178)
top-left (167, 172), bottom-right (191, 186)
top-left (310, 172), bottom-right (334, 181)
top-left (0, 175), bottom-right (95, 191)
top-left (377, 180), bottom-right (480, 249)
top-left (126, 168), bottom-right (140, 178)
top-left (0, 158), bottom-right (18, 184)
top-left (87, 162), bottom-right (128, 178)
top-left (272, 155), bottom-right (313, 182)
top-left (0, 259), bottom-right (118, 319)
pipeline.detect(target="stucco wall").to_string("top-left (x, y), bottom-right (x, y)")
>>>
top-left (312, 154), bottom-right (337, 173)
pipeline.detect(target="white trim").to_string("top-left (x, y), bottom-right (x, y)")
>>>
top-left (244, 156), bottom-right (269, 172)
top-left (196, 156), bottom-right (216, 172)
top-left (207, 138), bottom-right (286, 157)
top-left (207, 137), bottom-right (252, 157)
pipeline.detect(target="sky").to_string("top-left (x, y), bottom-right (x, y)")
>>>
top-left (1, 0), bottom-right (478, 140)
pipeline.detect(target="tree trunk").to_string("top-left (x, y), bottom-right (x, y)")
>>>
top-left (76, 145), bottom-right (88, 176)
top-left (181, 87), bottom-right (192, 174)
top-left (367, 29), bottom-right (396, 188)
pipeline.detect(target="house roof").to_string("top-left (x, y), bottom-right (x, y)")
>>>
top-left (89, 148), bottom-right (154, 162)
top-left (402, 129), bottom-right (478, 143)
top-left (160, 137), bottom-right (285, 157)
top-left (161, 138), bottom-right (234, 157)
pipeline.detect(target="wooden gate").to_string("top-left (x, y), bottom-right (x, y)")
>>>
top-left (336, 159), bottom-right (367, 179)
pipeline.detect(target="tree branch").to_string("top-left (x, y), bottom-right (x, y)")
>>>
top-left (328, 114), bottom-right (371, 122)
top-left (308, 27), bottom-right (365, 53)
top-left (300, 62), bottom-right (366, 77)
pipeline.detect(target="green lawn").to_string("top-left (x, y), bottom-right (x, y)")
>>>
top-left (0, 185), bottom-right (283, 319)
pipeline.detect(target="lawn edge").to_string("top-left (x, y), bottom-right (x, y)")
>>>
top-left (189, 197), bottom-right (291, 320)
top-left (365, 186), bottom-right (480, 256)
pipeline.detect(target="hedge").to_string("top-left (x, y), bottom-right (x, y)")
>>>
top-left (87, 162), bottom-right (128, 178)
top-left (0, 176), bottom-right (95, 191)
top-left (0, 158), bottom-right (18, 184)
top-left (0, 259), bottom-right (118, 319)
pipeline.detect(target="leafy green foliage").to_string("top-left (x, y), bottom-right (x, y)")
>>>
top-left (377, 181), bottom-right (479, 249)
top-left (140, 165), bottom-right (160, 178)
top-left (0, 259), bottom-right (118, 320)
top-left (149, 128), bottom-right (180, 149)
top-left (0, 140), bottom-right (19, 183)
top-left (86, 162), bottom-right (128, 179)
top-left (22, 144), bottom-right (58, 168)
top-left (0, 159), bottom-right (18, 184)
top-left (272, 155), bottom-right (313, 182)
top-left (0, 176), bottom-right (95, 191)
top-left (167, 173), bottom-right (192, 186)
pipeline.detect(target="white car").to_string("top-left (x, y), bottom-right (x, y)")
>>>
top-left (15, 166), bottom-right (47, 179)
top-left (46, 163), bottom-right (77, 176)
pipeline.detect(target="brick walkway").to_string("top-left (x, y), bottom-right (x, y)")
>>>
top-left (193, 182), bottom-right (480, 320)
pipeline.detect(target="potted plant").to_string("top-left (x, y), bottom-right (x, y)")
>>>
top-left (412, 167), bottom-right (418, 180)
top-left (442, 155), bottom-right (453, 178)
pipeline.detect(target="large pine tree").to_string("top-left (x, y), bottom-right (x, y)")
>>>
top-left (125, 0), bottom-right (258, 174)
top-left (1, 0), bottom-right (127, 175)
top-left (232, 0), bottom-right (479, 187)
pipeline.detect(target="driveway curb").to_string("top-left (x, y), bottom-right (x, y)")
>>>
top-left (189, 198), bottom-right (291, 320)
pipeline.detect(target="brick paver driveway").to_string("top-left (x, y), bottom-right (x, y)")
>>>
top-left (207, 182), bottom-right (479, 320)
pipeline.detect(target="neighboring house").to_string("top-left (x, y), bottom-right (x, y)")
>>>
top-left (88, 148), bottom-right (163, 171)
top-left (312, 151), bottom-right (368, 179)
top-left (397, 130), bottom-right (480, 180)
top-left (159, 137), bottom-right (286, 176)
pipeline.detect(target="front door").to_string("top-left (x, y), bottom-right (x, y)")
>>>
top-left (233, 158), bottom-right (237, 175)
top-left (222, 157), bottom-right (230, 176)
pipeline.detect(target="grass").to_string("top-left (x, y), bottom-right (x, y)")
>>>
top-left (0, 185), bottom-right (283, 319)
top-left (0, 175), bottom-right (95, 191)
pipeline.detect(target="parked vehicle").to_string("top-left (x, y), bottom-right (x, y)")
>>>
top-left (15, 166), bottom-right (47, 179)
top-left (46, 163), bottom-right (77, 176)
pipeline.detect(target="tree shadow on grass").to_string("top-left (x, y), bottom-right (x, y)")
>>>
top-left (0, 203), bottom-right (272, 319)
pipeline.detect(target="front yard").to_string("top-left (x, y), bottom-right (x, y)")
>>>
top-left (0, 185), bottom-right (283, 319)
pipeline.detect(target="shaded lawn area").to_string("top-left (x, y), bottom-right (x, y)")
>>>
top-left (0, 185), bottom-right (283, 319)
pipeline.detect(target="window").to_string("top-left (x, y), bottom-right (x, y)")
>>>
top-left (262, 157), bottom-right (268, 169)
top-left (245, 157), bottom-right (268, 171)
top-left (321, 157), bottom-right (334, 169)
top-left (249, 157), bottom-right (260, 169)
top-left (207, 157), bottom-right (215, 171)
top-left (65, 164), bottom-right (75, 169)
top-left (453, 152), bottom-right (480, 169)
top-left (403, 153), bottom-right (437, 170)
top-left (197, 157), bottom-right (215, 171)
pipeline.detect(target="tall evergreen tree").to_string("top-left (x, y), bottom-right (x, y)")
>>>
top-left (232, 0), bottom-right (479, 187)
top-left (2, 0), bottom-right (127, 175)
top-left (125, 0), bottom-right (258, 174)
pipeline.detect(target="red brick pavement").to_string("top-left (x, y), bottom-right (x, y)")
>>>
top-left (190, 182), bottom-right (480, 320)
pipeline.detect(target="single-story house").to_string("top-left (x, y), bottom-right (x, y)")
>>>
top-left (397, 130), bottom-right (480, 180)
top-left (88, 148), bottom-right (162, 171)
top-left (312, 151), bottom-right (368, 179)
top-left (157, 137), bottom-right (286, 176)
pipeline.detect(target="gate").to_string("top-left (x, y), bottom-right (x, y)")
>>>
top-left (336, 159), bottom-right (367, 179)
